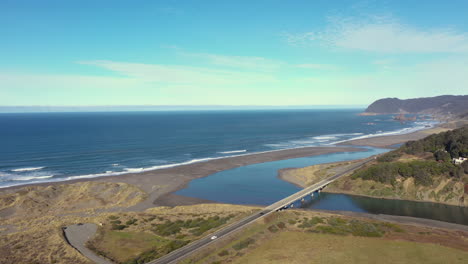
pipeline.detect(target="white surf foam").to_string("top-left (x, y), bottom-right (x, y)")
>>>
top-left (267, 133), bottom-right (367, 149)
top-left (329, 121), bottom-right (438, 145)
top-left (218, 150), bottom-right (247, 154)
top-left (11, 167), bottom-right (45, 172)
top-left (64, 157), bottom-right (223, 181)
top-left (13, 175), bottom-right (54, 181)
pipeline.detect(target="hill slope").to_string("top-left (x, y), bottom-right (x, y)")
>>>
top-left (365, 95), bottom-right (468, 115)
top-left (328, 126), bottom-right (468, 206)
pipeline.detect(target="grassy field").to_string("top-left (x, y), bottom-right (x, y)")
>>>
top-left (0, 181), bottom-right (149, 264)
top-left (279, 160), bottom-right (360, 188)
top-left (184, 210), bottom-right (468, 264)
top-left (86, 204), bottom-right (259, 264)
top-left (0, 178), bottom-right (258, 264)
top-left (88, 230), bottom-right (169, 262)
top-left (233, 231), bottom-right (468, 264)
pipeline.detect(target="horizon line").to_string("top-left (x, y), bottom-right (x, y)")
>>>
top-left (0, 104), bottom-right (367, 113)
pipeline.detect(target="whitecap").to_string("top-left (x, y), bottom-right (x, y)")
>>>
top-left (11, 167), bottom-right (45, 172)
top-left (218, 150), bottom-right (247, 154)
top-left (13, 175), bottom-right (54, 181)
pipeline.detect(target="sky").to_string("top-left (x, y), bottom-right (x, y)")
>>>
top-left (1, 0), bottom-right (468, 108)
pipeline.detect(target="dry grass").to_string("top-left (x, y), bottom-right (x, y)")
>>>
top-left (87, 204), bottom-right (259, 263)
top-left (0, 181), bottom-right (149, 264)
top-left (328, 175), bottom-right (468, 206)
top-left (146, 204), bottom-right (260, 215)
top-left (279, 160), bottom-right (363, 188)
top-left (90, 230), bottom-right (169, 263)
top-left (184, 210), bottom-right (468, 264)
top-left (0, 214), bottom-right (96, 264)
top-left (0, 181), bottom-right (147, 217)
top-left (232, 231), bottom-right (468, 264)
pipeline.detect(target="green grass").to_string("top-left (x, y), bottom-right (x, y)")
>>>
top-left (232, 231), bottom-right (468, 264)
top-left (152, 215), bottom-right (233, 237)
top-left (232, 238), bottom-right (255, 251)
top-left (89, 230), bottom-right (169, 263)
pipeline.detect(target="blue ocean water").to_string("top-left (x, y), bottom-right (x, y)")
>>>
top-left (0, 109), bottom-right (437, 188)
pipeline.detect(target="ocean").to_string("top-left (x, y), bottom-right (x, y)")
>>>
top-left (0, 109), bottom-right (438, 188)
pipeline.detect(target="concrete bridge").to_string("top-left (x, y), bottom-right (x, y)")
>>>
top-left (266, 157), bottom-right (374, 213)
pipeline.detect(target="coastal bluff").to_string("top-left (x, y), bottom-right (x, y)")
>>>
top-left (364, 95), bottom-right (468, 116)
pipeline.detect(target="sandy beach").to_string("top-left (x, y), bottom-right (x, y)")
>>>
top-left (339, 126), bottom-right (451, 148)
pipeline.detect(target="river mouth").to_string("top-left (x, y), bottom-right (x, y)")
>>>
top-left (177, 146), bottom-right (468, 226)
top-left (300, 192), bottom-right (468, 226)
top-left (176, 147), bottom-right (388, 205)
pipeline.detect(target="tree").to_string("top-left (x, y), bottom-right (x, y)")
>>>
top-left (461, 161), bottom-right (468, 174)
top-left (434, 150), bottom-right (451, 162)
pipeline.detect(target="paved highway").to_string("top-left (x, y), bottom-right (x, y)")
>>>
top-left (149, 157), bottom-right (374, 264)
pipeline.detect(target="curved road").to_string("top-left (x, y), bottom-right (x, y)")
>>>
top-left (64, 223), bottom-right (114, 264)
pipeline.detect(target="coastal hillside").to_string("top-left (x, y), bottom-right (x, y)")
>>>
top-left (365, 95), bottom-right (468, 115)
top-left (328, 126), bottom-right (468, 206)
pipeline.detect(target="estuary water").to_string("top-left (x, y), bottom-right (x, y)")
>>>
top-left (176, 147), bottom-right (388, 204)
top-left (304, 193), bottom-right (468, 225)
top-left (177, 147), bottom-right (468, 225)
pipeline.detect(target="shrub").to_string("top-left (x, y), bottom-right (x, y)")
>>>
top-left (218, 250), bottom-right (229, 257)
top-left (327, 217), bottom-right (347, 226)
top-left (348, 220), bottom-right (383, 237)
top-left (315, 225), bottom-right (348, 236)
top-left (164, 240), bottom-right (189, 252)
top-left (310, 217), bottom-right (324, 225)
top-left (126, 219), bottom-right (138, 225)
top-left (111, 224), bottom-right (127, 230)
top-left (232, 238), bottom-right (255, 251)
top-left (276, 222), bottom-right (286, 229)
top-left (267, 225), bottom-right (279, 233)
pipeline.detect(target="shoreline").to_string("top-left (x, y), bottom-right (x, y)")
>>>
top-left (323, 189), bottom-right (467, 208)
top-left (0, 146), bottom-right (365, 211)
top-left (338, 125), bottom-right (450, 148)
top-left (1, 123), bottom-right (447, 191)
top-left (0, 123), bottom-right (455, 211)
top-left (309, 209), bottom-right (468, 231)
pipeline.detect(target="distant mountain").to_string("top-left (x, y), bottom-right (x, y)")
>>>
top-left (365, 95), bottom-right (468, 115)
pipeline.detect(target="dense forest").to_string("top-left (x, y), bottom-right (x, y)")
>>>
top-left (352, 127), bottom-right (468, 186)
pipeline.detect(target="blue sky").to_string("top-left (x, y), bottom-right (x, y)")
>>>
top-left (1, 0), bottom-right (468, 107)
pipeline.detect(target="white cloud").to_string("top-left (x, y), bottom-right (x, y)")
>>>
top-left (2, 56), bottom-right (467, 106)
top-left (78, 60), bottom-right (276, 85)
top-left (287, 16), bottom-right (468, 53)
top-left (180, 52), bottom-right (284, 72)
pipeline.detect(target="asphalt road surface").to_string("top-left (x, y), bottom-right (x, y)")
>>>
top-left (64, 223), bottom-right (114, 264)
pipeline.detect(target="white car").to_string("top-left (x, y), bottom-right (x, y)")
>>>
top-left (211, 235), bottom-right (218, 240)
